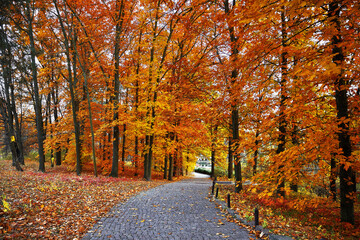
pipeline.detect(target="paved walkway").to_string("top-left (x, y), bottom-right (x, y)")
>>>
top-left (82, 174), bottom-right (250, 240)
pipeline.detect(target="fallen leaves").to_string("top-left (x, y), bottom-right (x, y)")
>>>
top-left (0, 160), bottom-right (166, 239)
top-left (215, 184), bottom-right (360, 240)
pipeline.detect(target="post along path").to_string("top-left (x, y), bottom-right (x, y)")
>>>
top-left (82, 173), bottom-right (251, 240)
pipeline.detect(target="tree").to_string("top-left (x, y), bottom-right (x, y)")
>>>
top-left (328, 0), bottom-right (355, 225)
top-left (21, 0), bottom-right (46, 172)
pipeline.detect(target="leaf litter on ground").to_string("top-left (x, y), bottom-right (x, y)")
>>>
top-left (0, 160), bottom-right (167, 239)
top-left (214, 182), bottom-right (360, 240)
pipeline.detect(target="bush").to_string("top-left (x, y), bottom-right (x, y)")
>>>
top-left (194, 166), bottom-right (229, 177)
top-left (194, 167), bottom-right (211, 175)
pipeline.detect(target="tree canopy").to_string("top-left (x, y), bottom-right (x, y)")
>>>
top-left (0, 0), bottom-right (359, 224)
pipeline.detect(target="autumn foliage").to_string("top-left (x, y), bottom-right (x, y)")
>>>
top-left (0, 0), bottom-right (359, 229)
top-left (0, 159), bottom-right (166, 239)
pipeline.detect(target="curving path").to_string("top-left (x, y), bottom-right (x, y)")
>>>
top-left (82, 173), bottom-right (250, 240)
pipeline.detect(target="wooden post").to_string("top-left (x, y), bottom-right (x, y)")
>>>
top-left (254, 208), bottom-right (259, 226)
top-left (212, 180), bottom-right (215, 195)
top-left (227, 194), bottom-right (231, 208)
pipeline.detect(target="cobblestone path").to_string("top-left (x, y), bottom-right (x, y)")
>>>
top-left (82, 175), bottom-right (250, 240)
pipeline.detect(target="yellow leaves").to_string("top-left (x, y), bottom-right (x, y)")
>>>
top-left (2, 196), bottom-right (11, 212)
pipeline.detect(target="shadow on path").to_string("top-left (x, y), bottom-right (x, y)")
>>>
top-left (82, 174), bottom-right (250, 240)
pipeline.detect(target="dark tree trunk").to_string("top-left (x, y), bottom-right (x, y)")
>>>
top-left (232, 107), bottom-right (242, 193)
top-left (72, 30), bottom-right (82, 176)
top-left (168, 153), bottom-right (174, 181)
top-left (168, 132), bottom-right (175, 181)
top-left (164, 153), bottom-right (168, 180)
top-left (228, 136), bottom-right (233, 178)
top-left (276, 7), bottom-right (287, 197)
top-left (329, 1), bottom-right (355, 225)
top-left (290, 126), bottom-right (299, 192)
top-left (224, 0), bottom-right (242, 192)
top-left (228, 137), bottom-right (234, 178)
top-left (121, 123), bottom-right (126, 172)
top-left (26, 0), bottom-right (46, 172)
top-left (211, 125), bottom-right (217, 178)
top-left (110, 0), bottom-right (125, 178)
top-left (54, 0), bottom-right (83, 175)
top-left (52, 89), bottom-right (61, 165)
top-left (76, 47), bottom-right (97, 176)
top-left (330, 155), bottom-right (337, 201)
top-left (10, 80), bottom-right (24, 165)
top-left (211, 147), bottom-right (215, 178)
top-left (134, 28), bottom-right (142, 177)
top-left (253, 130), bottom-right (259, 176)
top-left (134, 135), bottom-right (139, 176)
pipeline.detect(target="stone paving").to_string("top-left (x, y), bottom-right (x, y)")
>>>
top-left (82, 174), bottom-right (251, 240)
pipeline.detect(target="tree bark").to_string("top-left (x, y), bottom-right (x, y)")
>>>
top-left (164, 152), bottom-right (168, 180)
top-left (75, 46), bottom-right (97, 177)
top-left (224, 0), bottom-right (242, 193)
top-left (51, 88), bottom-right (61, 165)
top-left (26, 0), bottom-right (46, 172)
top-left (228, 136), bottom-right (233, 178)
top-left (121, 123), bottom-right (126, 172)
top-left (253, 130), bottom-right (259, 176)
top-left (276, 6), bottom-right (287, 197)
top-left (110, 0), bottom-right (125, 178)
top-left (329, 1), bottom-right (355, 224)
top-left (54, 0), bottom-right (82, 175)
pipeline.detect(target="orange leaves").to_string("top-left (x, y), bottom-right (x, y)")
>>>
top-left (0, 160), bottom-right (165, 239)
top-left (216, 184), bottom-right (360, 239)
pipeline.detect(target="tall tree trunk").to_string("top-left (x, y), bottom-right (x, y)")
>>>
top-left (290, 126), bottom-right (299, 192)
top-left (211, 147), bottom-right (215, 178)
top-left (329, 1), bottom-right (355, 224)
top-left (164, 152), bottom-right (168, 180)
top-left (1, 33), bottom-right (16, 167)
top-left (120, 89), bottom-right (128, 172)
top-left (134, 135), bottom-right (139, 176)
top-left (228, 136), bottom-right (233, 178)
top-left (72, 28), bottom-right (82, 176)
top-left (121, 123), bottom-right (126, 172)
top-left (75, 46), bottom-right (97, 177)
top-left (330, 154), bottom-right (337, 200)
top-left (224, 0), bottom-right (242, 192)
top-left (253, 130), bottom-right (259, 176)
top-left (276, 6), bottom-right (287, 197)
top-left (232, 106), bottom-right (242, 192)
top-left (168, 132), bottom-right (175, 181)
top-left (133, 28), bottom-right (142, 177)
top-left (26, 0), bottom-right (45, 172)
top-left (46, 93), bottom-right (54, 168)
top-left (52, 88), bottom-right (61, 165)
top-left (9, 68), bottom-right (24, 165)
top-left (168, 153), bottom-right (174, 181)
top-left (54, 0), bottom-right (82, 175)
top-left (110, 0), bottom-right (125, 178)
top-left (211, 125), bottom-right (218, 178)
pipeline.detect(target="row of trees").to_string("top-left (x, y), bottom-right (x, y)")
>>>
top-left (0, 0), bottom-right (359, 224)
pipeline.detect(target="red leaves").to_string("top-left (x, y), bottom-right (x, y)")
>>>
top-left (215, 184), bottom-right (360, 239)
top-left (0, 160), bottom-right (165, 239)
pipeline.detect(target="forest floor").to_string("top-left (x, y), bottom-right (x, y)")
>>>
top-left (215, 181), bottom-right (360, 240)
top-left (1, 158), bottom-right (359, 240)
top-left (0, 159), bottom-right (168, 239)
